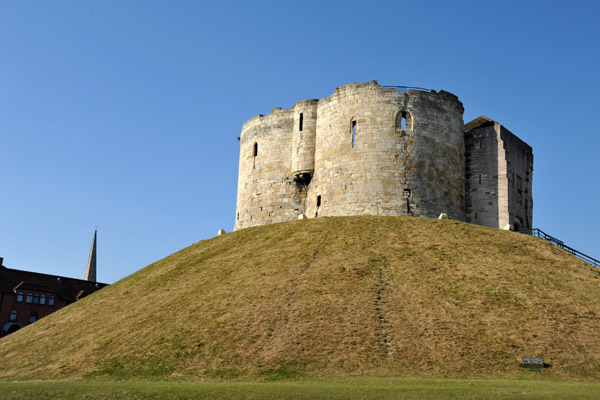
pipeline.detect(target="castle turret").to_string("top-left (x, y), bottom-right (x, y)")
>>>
top-left (234, 108), bottom-right (298, 231)
top-left (291, 99), bottom-right (318, 185)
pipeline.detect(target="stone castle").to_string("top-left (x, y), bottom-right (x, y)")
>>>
top-left (234, 81), bottom-right (533, 232)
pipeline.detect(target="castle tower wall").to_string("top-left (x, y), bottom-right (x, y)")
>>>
top-left (291, 100), bottom-right (318, 180)
top-left (465, 117), bottom-right (533, 230)
top-left (234, 82), bottom-right (542, 232)
top-left (465, 123), bottom-right (500, 227)
top-left (306, 81), bottom-right (466, 220)
top-left (499, 125), bottom-right (534, 230)
top-left (234, 108), bottom-right (300, 230)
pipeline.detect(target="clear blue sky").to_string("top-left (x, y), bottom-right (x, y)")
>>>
top-left (1, 0), bottom-right (599, 283)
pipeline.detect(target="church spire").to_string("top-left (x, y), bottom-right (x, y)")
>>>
top-left (84, 228), bottom-right (97, 282)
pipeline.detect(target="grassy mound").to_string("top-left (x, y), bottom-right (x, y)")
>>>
top-left (1, 216), bottom-right (599, 381)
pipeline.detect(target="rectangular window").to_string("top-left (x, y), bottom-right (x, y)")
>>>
top-left (351, 120), bottom-right (357, 148)
top-left (299, 113), bottom-right (303, 131)
top-left (316, 195), bottom-right (321, 207)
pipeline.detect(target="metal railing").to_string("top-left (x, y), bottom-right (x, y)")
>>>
top-left (519, 228), bottom-right (599, 267)
top-left (382, 85), bottom-right (430, 93)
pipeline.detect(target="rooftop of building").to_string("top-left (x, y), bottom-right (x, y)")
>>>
top-left (464, 115), bottom-right (496, 132)
top-left (464, 116), bottom-right (533, 152)
top-left (0, 260), bottom-right (108, 302)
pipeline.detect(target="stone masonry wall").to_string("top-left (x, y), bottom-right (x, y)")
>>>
top-left (235, 108), bottom-right (300, 230)
top-left (501, 126), bottom-right (534, 230)
top-left (306, 82), bottom-right (465, 220)
top-left (291, 99), bottom-right (318, 177)
top-left (235, 81), bottom-right (466, 230)
top-left (465, 121), bottom-right (533, 230)
top-left (465, 124), bottom-right (501, 227)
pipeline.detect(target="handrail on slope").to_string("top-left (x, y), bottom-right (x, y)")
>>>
top-left (519, 228), bottom-right (600, 267)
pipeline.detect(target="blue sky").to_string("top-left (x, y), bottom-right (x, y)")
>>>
top-left (1, 0), bottom-right (598, 283)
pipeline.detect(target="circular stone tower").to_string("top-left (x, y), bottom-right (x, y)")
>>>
top-left (234, 107), bottom-right (298, 230)
top-left (234, 81), bottom-right (466, 231)
top-left (305, 81), bottom-right (465, 221)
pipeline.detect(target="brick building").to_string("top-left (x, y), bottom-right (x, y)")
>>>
top-left (0, 230), bottom-right (107, 337)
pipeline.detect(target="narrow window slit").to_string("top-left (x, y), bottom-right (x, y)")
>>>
top-left (253, 142), bottom-right (258, 157)
top-left (316, 195), bottom-right (321, 207)
top-left (351, 120), bottom-right (357, 148)
top-left (396, 111), bottom-right (411, 132)
top-left (299, 113), bottom-right (303, 131)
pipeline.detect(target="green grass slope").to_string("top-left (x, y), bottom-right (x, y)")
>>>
top-left (1, 216), bottom-right (599, 381)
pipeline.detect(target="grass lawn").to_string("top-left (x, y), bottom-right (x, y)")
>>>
top-left (1, 377), bottom-right (599, 400)
top-left (3, 217), bottom-right (600, 382)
